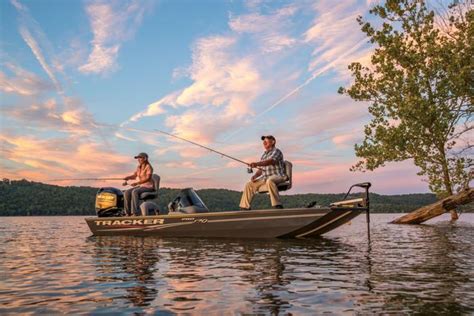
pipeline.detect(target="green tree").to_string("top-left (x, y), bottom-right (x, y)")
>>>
top-left (339, 0), bottom-right (473, 219)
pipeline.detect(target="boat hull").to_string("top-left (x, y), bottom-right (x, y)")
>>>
top-left (85, 207), bottom-right (364, 238)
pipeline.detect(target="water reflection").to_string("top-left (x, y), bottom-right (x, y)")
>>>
top-left (89, 237), bottom-right (161, 307)
top-left (87, 235), bottom-right (364, 314)
top-left (367, 222), bottom-right (474, 314)
top-left (0, 215), bottom-right (473, 314)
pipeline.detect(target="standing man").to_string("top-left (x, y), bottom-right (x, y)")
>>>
top-left (123, 152), bottom-right (154, 216)
top-left (240, 135), bottom-right (287, 210)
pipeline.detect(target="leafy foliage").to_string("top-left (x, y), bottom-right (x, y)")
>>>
top-left (0, 179), bottom-right (447, 216)
top-left (339, 0), bottom-right (473, 197)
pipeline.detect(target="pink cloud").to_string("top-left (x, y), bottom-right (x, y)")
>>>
top-left (2, 97), bottom-right (99, 136)
top-left (332, 130), bottom-right (363, 148)
top-left (0, 63), bottom-right (54, 96)
top-left (286, 94), bottom-right (369, 142)
top-left (0, 133), bottom-right (132, 186)
top-left (293, 160), bottom-right (429, 194)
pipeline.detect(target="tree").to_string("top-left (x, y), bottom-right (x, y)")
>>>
top-left (339, 0), bottom-right (473, 219)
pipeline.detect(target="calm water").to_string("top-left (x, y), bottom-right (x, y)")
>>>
top-left (0, 214), bottom-right (473, 315)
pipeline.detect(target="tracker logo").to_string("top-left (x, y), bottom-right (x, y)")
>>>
top-left (96, 219), bottom-right (165, 226)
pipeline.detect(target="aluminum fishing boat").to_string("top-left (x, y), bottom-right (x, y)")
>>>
top-left (85, 182), bottom-right (371, 238)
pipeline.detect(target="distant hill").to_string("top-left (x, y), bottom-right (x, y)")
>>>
top-left (0, 179), bottom-right (448, 216)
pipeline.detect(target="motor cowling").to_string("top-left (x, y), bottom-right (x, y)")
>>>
top-left (95, 187), bottom-right (124, 217)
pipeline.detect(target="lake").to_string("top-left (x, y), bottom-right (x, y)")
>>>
top-left (0, 213), bottom-right (473, 314)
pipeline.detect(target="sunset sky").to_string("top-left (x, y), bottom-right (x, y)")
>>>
top-left (0, 0), bottom-right (451, 194)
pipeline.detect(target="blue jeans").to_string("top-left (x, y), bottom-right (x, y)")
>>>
top-left (123, 187), bottom-right (154, 216)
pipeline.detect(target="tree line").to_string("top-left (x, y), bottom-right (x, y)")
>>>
top-left (0, 179), bottom-right (452, 216)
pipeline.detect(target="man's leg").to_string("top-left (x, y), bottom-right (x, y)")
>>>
top-left (266, 175), bottom-right (287, 207)
top-left (123, 188), bottom-right (133, 216)
top-left (239, 179), bottom-right (265, 209)
top-left (131, 187), bottom-right (154, 216)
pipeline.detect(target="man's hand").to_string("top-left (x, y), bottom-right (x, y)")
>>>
top-left (251, 175), bottom-right (258, 182)
top-left (131, 182), bottom-right (139, 187)
top-left (249, 162), bottom-right (258, 168)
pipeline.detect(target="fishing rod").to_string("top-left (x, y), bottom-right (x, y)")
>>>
top-left (154, 129), bottom-right (257, 173)
top-left (48, 177), bottom-right (134, 187)
top-left (48, 177), bottom-right (124, 182)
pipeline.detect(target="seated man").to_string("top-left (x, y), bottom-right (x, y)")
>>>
top-left (240, 135), bottom-right (286, 210)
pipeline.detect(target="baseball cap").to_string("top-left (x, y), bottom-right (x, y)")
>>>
top-left (261, 135), bottom-right (276, 141)
top-left (134, 152), bottom-right (148, 159)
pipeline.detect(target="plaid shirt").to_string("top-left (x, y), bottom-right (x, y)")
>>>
top-left (260, 147), bottom-right (285, 179)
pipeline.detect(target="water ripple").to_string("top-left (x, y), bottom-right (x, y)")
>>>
top-left (0, 214), bottom-right (473, 314)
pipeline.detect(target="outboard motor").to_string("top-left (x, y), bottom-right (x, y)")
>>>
top-left (167, 188), bottom-right (210, 214)
top-left (95, 187), bottom-right (124, 217)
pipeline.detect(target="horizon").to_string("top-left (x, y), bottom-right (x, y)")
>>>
top-left (3, 178), bottom-right (436, 196)
top-left (1, 0), bottom-right (453, 195)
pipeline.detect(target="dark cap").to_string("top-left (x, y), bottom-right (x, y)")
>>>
top-left (134, 152), bottom-right (148, 159)
top-left (261, 135), bottom-right (276, 141)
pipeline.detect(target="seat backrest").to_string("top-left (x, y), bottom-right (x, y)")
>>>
top-left (257, 160), bottom-right (293, 193)
top-left (151, 174), bottom-right (160, 193)
top-left (282, 160), bottom-right (292, 190)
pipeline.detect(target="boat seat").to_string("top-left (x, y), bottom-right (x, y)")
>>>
top-left (139, 174), bottom-right (160, 201)
top-left (258, 160), bottom-right (293, 193)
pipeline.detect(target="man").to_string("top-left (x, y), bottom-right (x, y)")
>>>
top-left (123, 152), bottom-right (154, 216)
top-left (240, 135), bottom-right (287, 210)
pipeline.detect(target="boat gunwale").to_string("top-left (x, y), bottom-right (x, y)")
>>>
top-left (85, 206), bottom-right (367, 222)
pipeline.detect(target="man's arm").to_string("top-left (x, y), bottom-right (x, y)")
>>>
top-left (250, 149), bottom-right (282, 168)
top-left (251, 168), bottom-right (263, 182)
top-left (250, 158), bottom-right (275, 168)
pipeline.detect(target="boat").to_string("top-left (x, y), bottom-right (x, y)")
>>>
top-left (85, 182), bottom-right (372, 238)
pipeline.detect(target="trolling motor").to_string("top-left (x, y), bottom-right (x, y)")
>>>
top-left (343, 182), bottom-right (371, 240)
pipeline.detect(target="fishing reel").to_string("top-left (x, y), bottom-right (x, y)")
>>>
top-left (247, 167), bottom-right (253, 173)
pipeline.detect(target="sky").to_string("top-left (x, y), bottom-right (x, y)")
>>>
top-left (0, 0), bottom-right (444, 194)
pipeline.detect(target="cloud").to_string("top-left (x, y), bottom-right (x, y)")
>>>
top-left (229, 5), bottom-right (298, 53)
top-left (176, 36), bottom-right (262, 112)
top-left (125, 35), bottom-right (265, 144)
top-left (126, 4), bottom-right (302, 141)
top-left (0, 133), bottom-right (131, 185)
top-left (289, 95), bottom-right (369, 140)
top-left (332, 130), bottom-right (363, 148)
top-left (222, 2), bottom-right (375, 141)
top-left (19, 26), bottom-right (62, 92)
top-left (1, 97), bottom-right (100, 136)
top-left (79, 0), bottom-right (151, 74)
top-left (11, 0), bottom-right (63, 93)
top-left (165, 110), bottom-right (240, 145)
top-left (304, 1), bottom-right (374, 80)
top-left (0, 63), bottom-right (54, 96)
top-left (164, 161), bottom-right (198, 169)
top-left (293, 160), bottom-right (429, 194)
top-left (128, 92), bottom-right (180, 123)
